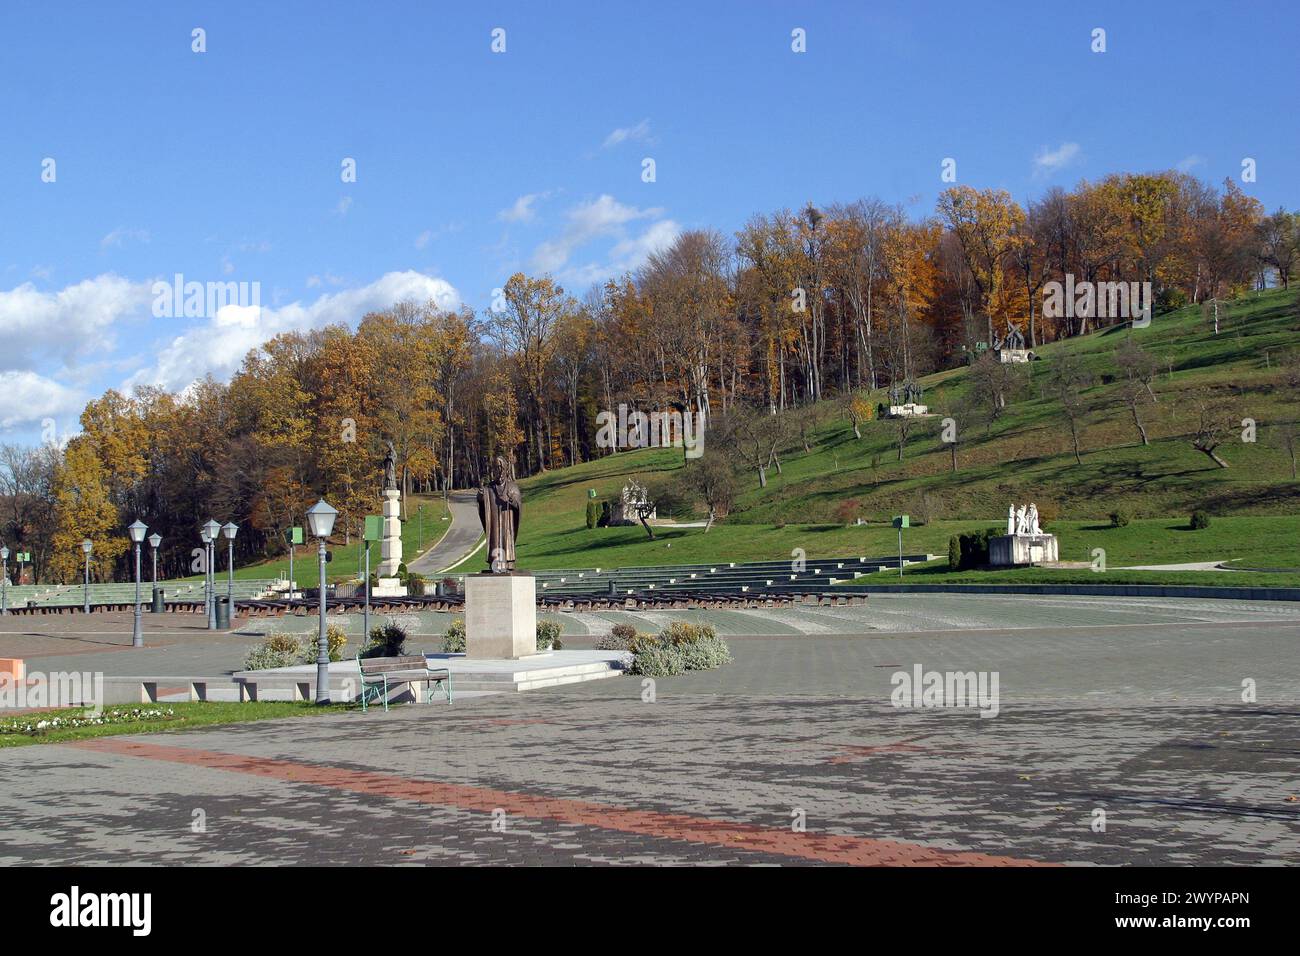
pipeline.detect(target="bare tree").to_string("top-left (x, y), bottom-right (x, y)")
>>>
top-left (1048, 354), bottom-right (1094, 465)
top-left (1190, 400), bottom-right (1238, 469)
top-left (1115, 337), bottom-right (1159, 445)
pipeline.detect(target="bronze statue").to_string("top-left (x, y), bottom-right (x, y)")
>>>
top-left (477, 455), bottom-right (521, 572)
top-left (383, 440), bottom-right (398, 491)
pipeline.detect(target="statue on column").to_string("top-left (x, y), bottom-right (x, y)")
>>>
top-left (477, 455), bottom-right (522, 572)
top-left (383, 440), bottom-right (398, 491)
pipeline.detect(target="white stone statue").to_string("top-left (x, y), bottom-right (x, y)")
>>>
top-left (1008, 504), bottom-right (1016, 535)
top-left (1027, 503), bottom-right (1041, 535)
top-left (1014, 505), bottom-right (1028, 535)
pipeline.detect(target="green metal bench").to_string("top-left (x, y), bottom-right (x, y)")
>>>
top-left (357, 654), bottom-right (452, 712)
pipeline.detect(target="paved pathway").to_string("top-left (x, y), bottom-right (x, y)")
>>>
top-left (1, 608), bottom-right (1296, 866)
top-left (407, 491), bottom-right (482, 575)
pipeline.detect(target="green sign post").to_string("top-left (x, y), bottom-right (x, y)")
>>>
top-left (287, 527), bottom-right (304, 601)
top-left (892, 515), bottom-right (910, 578)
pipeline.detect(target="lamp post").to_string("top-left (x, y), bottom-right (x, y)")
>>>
top-left (199, 525), bottom-right (213, 623)
top-left (305, 499), bottom-right (338, 705)
top-left (222, 522), bottom-right (238, 614)
top-left (1, 546), bottom-right (9, 616)
top-left (203, 519), bottom-right (220, 629)
top-left (128, 520), bottom-right (147, 647)
top-left (149, 533), bottom-right (161, 586)
top-left (81, 539), bottom-right (93, 614)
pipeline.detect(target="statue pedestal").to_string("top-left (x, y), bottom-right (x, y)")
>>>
top-left (465, 573), bottom-right (536, 659)
top-left (989, 534), bottom-right (1058, 566)
top-left (378, 488), bottom-right (402, 577)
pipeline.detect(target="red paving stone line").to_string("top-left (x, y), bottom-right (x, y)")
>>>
top-left (70, 737), bottom-right (1055, 867)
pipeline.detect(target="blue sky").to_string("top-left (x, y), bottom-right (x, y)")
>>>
top-left (2, 0), bottom-right (1297, 443)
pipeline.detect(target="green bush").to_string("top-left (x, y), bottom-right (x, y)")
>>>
top-left (536, 619), bottom-right (563, 651)
top-left (627, 622), bottom-right (730, 676)
top-left (585, 499), bottom-right (599, 529)
top-left (947, 535), bottom-right (961, 570)
top-left (244, 626), bottom-right (347, 670)
top-left (1109, 511), bottom-right (1130, 528)
top-left (951, 527), bottom-right (1004, 570)
top-left (442, 618), bottom-right (466, 653)
top-left (596, 622), bottom-right (637, 650)
top-left (362, 620), bottom-right (408, 659)
top-left (1190, 510), bottom-right (1211, 530)
top-left (406, 572), bottom-right (425, 596)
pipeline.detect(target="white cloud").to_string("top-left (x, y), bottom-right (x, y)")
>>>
top-left (558, 219), bottom-right (681, 287)
top-left (497, 192), bottom-right (550, 224)
top-left (1032, 142), bottom-right (1082, 175)
top-left (0, 371), bottom-right (84, 429)
top-left (335, 196), bottom-right (354, 216)
top-left (0, 274), bottom-right (151, 371)
top-left (602, 119), bottom-right (653, 149)
top-left (531, 195), bottom-right (663, 273)
top-left (126, 270), bottom-right (460, 393)
top-left (99, 227), bottom-right (151, 250)
top-left (1176, 154), bottom-right (1206, 172)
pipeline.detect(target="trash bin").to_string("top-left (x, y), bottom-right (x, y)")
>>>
top-left (215, 595), bottom-right (231, 630)
top-left (151, 586), bottom-right (164, 613)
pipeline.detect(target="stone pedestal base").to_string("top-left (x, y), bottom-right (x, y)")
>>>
top-left (378, 488), bottom-right (402, 577)
top-left (989, 533), bottom-right (1059, 566)
top-left (465, 573), bottom-right (536, 659)
top-left (371, 576), bottom-right (408, 598)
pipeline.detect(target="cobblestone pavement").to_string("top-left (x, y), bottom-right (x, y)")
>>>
top-left (2, 609), bottom-right (1297, 866)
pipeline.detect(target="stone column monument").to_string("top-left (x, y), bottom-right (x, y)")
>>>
top-left (374, 440), bottom-right (407, 596)
top-left (465, 455), bottom-right (536, 659)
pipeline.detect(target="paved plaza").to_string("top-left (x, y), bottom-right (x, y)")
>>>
top-left (1, 595), bottom-right (1297, 865)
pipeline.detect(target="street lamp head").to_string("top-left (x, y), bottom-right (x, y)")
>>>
top-left (305, 499), bottom-right (339, 539)
top-left (128, 519), bottom-right (148, 544)
top-left (203, 519), bottom-right (221, 540)
top-left (221, 521), bottom-right (239, 541)
top-left (0, 547), bottom-right (8, 561)
top-left (200, 527), bottom-right (212, 544)
top-left (148, 533), bottom-right (162, 549)
top-left (81, 538), bottom-right (93, 555)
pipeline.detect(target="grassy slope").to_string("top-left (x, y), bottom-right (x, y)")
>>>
top-left (516, 287), bottom-right (1300, 578)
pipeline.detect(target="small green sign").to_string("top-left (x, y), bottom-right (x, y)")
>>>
top-left (892, 515), bottom-right (910, 529)
top-left (19, 552), bottom-right (30, 562)
top-left (290, 527), bottom-right (304, 545)
top-left (363, 515), bottom-right (383, 542)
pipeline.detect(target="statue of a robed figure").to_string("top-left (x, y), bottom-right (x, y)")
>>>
top-left (477, 455), bottom-right (522, 572)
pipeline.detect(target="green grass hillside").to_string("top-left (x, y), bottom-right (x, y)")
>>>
top-left (515, 287), bottom-right (1300, 578)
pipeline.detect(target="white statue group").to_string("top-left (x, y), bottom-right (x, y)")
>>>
top-left (1008, 502), bottom-right (1042, 536)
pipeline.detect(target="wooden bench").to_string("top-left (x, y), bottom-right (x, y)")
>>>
top-left (357, 654), bottom-right (451, 712)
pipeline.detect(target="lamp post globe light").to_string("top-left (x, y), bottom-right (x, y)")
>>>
top-left (203, 519), bottom-right (221, 630)
top-left (128, 520), bottom-right (148, 647)
top-left (1, 546), bottom-right (9, 616)
top-left (222, 522), bottom-right (238, 612)
top-left (305, 499), bottom-right (338, 705)
top-left (81, 538), bottom-right (93, 614)
top-left (199, 525), bottom-right (213, 626)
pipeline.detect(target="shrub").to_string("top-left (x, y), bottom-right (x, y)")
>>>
top-left (627, 622), bottom-right (730, 676)
top-left (1190, 510), bottom-right (1211, 530)
top-left (586, 499), bottom-right (599, 529)
top-left (244, 626), bottom-right (347, 670)
top-left (295, 624), bottom-right (348, 665)
top-left (536, 619), bottom-right (563, 651)
top-left (1109, 511), bottom-right (1130, 528)
top-left (951, 527), bottom-right (1004, 570)
top-left (406, 572), bottom-right (426, 597)
top-left (363, 619), bottom-right (408, 659)
top-left (598, 500), bottom-right (612, 527)
top-left (596, 622), bottom-right (637, 650)
top-left (948, 535), bottom-right (961, 571)
top-left (1035, 500), bottom-right (1060, 530)
top-left (442, 618), bottom-right (466, 653)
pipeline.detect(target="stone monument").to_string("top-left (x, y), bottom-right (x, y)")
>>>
top-left (375, 440), bottom-right (407, 596)
top-left (465, 455), bottom-right (536, 659)
top-left (989, 501), bottom-right (1058, 566)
